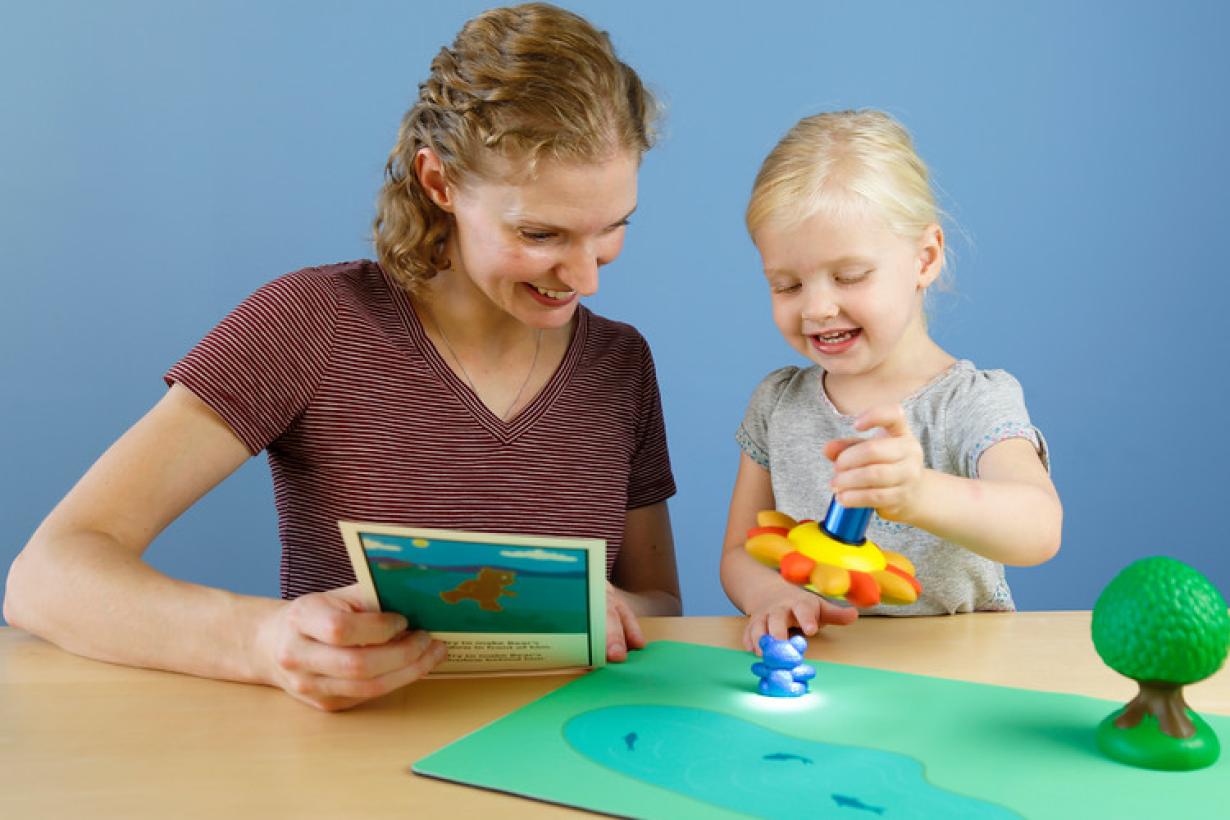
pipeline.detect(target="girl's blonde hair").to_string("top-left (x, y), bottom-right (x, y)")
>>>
top-left (374, 3), bottom-right (658, 293)
top-left (746, 110), bottom-right (946, 270)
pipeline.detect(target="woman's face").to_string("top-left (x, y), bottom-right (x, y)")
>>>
top-left (440, 151), bottom-right (639, 330)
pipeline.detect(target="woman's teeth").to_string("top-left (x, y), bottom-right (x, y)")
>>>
top-left (533, 285), bottom-right (574, 299)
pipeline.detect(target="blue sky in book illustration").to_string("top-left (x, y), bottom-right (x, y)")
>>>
top-left (359, 534), bottom-right (587, 577)
top-left (359, 532), bottom-right (591, 633)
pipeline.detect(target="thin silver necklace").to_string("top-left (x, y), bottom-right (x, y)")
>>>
top-left (425, 305), bottom-right (543, 421)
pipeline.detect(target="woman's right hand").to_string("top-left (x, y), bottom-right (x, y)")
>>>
top-left (256, 584), bottom-right (447, 711)
top-left (741, 581), bottom-right (858, 653)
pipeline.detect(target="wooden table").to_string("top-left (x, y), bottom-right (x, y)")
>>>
top-left (2, 614), bottom-right (1227, 818)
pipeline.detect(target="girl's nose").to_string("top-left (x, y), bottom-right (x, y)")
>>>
top-left (802, 289), bottom-right (839, 322)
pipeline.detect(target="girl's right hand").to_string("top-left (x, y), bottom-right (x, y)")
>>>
top-left (741, 583), bottom-right (858, 653)
top-left (256, 584), bottom-right (448, 712)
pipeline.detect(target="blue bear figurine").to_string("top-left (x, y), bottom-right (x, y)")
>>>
top-left (751, 634), bottom-right (817, 697)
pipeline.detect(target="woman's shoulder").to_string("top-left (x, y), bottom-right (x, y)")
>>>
top-left (261, 259), bottom-right (382, 301)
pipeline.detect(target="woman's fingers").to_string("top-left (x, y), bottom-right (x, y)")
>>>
top-left (284, 639), bottom-right (449, 711)
top-left (605, 585), bottom-right (645, 662)
top-left (286, 592), bottom-right (409, 648)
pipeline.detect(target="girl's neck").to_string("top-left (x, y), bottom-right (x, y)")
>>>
top-left (823, 334), bottom-right (956, 417)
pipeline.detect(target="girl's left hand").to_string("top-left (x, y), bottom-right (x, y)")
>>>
top-left (825, 404), bottom-right (925, 523)
top-left (605, 582), bottom-right (646, 663)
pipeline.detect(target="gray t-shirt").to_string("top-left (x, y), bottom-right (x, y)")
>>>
top-left (736, 359), bottom-right (1049, 616)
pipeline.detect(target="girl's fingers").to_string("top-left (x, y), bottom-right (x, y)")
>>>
top-left (820, 600), bottom-right (859, 625)
top-left (791, 601), bottom-right (820, 635)
top-left (854, 404), bottom-right (910, 437)
top-left (832, 437), bottom-right (912, 471)
top-left (832, 462), bottom-right (916, 494)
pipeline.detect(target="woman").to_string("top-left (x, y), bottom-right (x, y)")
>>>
top-left (5, 3), bottom-right (680, 712)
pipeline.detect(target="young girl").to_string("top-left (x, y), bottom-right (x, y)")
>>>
top-left (720, 110), bottom-right (1062, 650)
top-left (6, 3), bottom-right (680, 711)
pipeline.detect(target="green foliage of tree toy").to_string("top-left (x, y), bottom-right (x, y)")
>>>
top-left (1091, 556), bottom-right (1229, 771)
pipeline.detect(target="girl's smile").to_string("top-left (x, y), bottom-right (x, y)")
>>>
top-left (809, 327), bottom-right (862, 355)
top-left (755, 207), bottom-right (943, 385)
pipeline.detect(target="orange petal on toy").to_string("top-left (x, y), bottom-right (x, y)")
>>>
top-left (780, 551), bottom-right (817, 584)
top-left (745, 533), bottom-right (794, 566)
top-left (756, 510), bottom-right (799, 529)
top-left (884, 564), bottom-right (922, 595)
top-left (881, 550), bottom-right (917, 577)
top-left (746, 526), bottom-right (790, 539)
top-left (874, 568), bottom-right (919, 605)
top-left (845, 570), bottom-right (881, 607)
top-left (809, 563), bottom-right (851, 597)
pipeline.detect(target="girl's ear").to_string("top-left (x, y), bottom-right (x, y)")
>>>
top-left (413, 147), bottom-right (455, 213)
top-left (916, 224), bottom-right (944, 289)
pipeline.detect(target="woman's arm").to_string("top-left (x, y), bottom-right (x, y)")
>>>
top-left (720, 453), bottom-right (857, 651)
top-left (611, 501), bottom-right (681, 616)
top-left (602, 501), bottom-right (681, 661)
top-left (4, 383), bottom-right (444, 710)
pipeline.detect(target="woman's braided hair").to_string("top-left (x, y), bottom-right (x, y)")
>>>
top-left (374, 3), bottom-right (658, 294)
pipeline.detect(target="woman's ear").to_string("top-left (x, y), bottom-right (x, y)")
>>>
top-left (413, 147), bottom-right (455, 212)
top-left (916, 224), bottom-right (944, 289)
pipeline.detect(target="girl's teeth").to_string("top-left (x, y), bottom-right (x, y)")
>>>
top-left (819, 331), bottom-right (853, 342)
top-left (533, 285), bottom-right (573, 299)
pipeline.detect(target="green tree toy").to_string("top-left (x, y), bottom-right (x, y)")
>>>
top-left (1091, 556), bottom-right (1229, 770)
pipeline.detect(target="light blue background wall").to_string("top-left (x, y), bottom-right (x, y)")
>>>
top-left (3, 1), bottom-right (1228, 620)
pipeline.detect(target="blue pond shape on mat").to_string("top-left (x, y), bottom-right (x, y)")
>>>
top-left (563, 705), bottom-right (1020, 819)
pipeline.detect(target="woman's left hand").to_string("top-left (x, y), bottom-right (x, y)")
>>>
top-left (825, 403), bottom-right (926, 523)
top-left (605, 582), bottom-right (646, 662)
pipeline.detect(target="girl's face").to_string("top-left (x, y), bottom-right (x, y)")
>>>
top-left (754, 208), bottom-right (942, 382)
top-left (426, 150), bottom-right (639, 330)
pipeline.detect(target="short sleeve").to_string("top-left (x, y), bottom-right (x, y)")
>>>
top-left (735, 367), bottom-right (800, 470)
top-left (626, 337), bottom-right (677, 509)
top-left (165, 271), bottom-right (338, 454)
top-left (946, 369), bottom-right (1049, 479)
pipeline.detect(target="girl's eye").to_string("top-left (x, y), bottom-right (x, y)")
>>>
top-left (835, 270), bottom-right (872, 285)
top-left (519, 229), bottom-right (557, 243)
top-left (606, 219), bottom-right (630, 233)
top-left (772, 282), bottom-right (801, 294)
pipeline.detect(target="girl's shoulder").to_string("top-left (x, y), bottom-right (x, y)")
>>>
top-left (915, 359), bottom-right (1029, 411)
top-left (751, 363), bottom-right (821, 397)
top-left (741, 364), bottom-right (823, 421)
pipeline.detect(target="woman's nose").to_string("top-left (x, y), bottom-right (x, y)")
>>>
top-left (557, 243), bottom-right (601, 296)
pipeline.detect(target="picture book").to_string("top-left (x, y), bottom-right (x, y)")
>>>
top-left (339, 521), bottom-right (606, 675)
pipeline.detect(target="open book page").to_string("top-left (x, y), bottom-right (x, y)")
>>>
top-left (340, 521), bottom-right (606, 675)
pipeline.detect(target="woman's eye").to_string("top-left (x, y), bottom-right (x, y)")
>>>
top-left (519, 230), bottom-right (556, 243)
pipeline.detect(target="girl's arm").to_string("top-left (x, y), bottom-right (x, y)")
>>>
top-left (720, 453), bottom-right (857, 651)
top-left (828, 405), bottom-right (1062, 566)
top-left (4, 384), bottom-right (445, 711)
top-left (606, 501), bottom-right (681, 660)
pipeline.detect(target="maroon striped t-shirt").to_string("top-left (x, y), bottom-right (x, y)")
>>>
top-left (166, 261), bottom-right (676, 599)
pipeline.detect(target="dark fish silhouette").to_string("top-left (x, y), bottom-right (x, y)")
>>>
top-left (832, 794), bottom-right (885, 814)
top-left (623, 732), bottom-right (638, 751)
top-left (763, 752), bottom-right (813, 764)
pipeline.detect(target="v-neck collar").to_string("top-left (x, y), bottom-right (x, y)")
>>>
top-left (381, 266), bottom-right (588, 444)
